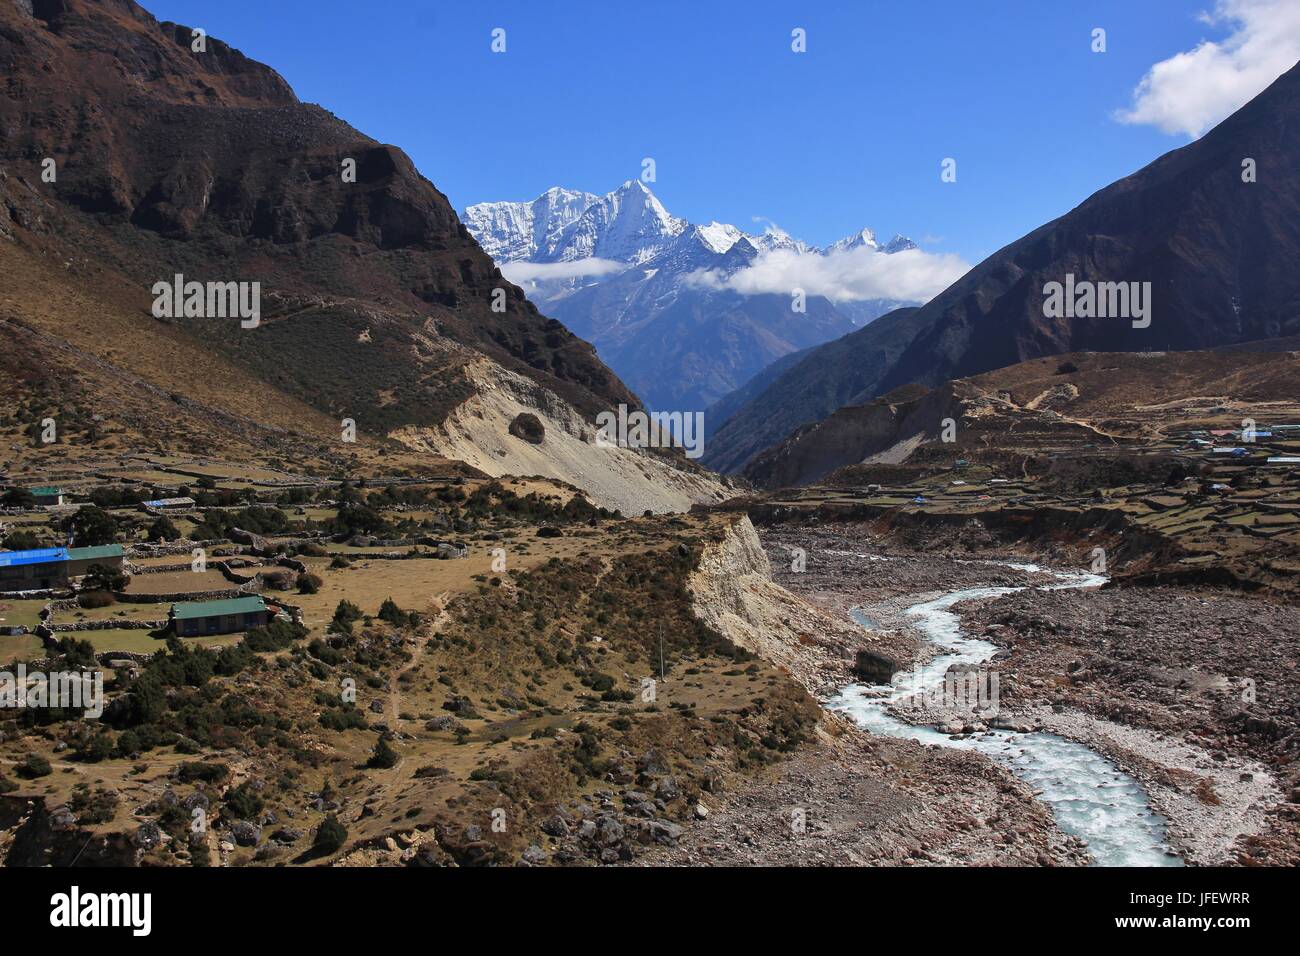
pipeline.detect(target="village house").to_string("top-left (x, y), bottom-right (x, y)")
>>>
top-left (0, 547), bottom-right (67, 591)
top-left (65, 544), bottom-right (127, 579)
top-left (0, 544), bottom-right (125, 592)
top-left (29, 486), bottom-right (65, 506)
top-left (169, 595), bottom-right (272, 637)
top-left (140, 497), bottom-right (197, 512)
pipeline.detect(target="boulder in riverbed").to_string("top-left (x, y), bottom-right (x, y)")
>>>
top-left (853, 649), bottom-right (899, 684)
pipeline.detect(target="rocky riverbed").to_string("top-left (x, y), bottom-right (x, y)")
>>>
top-left (636, 521), bottom-right (1093, 866)
top-left (960, 584), bottom-right (1300, 864)
top-left (656, 522), bottom-right (1297, 866)
top-left (634, 715), bottom-right (1089, 866)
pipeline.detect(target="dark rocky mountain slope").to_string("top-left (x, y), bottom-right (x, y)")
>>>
top-left (705, 59), bottom-right (1300, 475)
top-left (0, 0), bottom-right (722, 512)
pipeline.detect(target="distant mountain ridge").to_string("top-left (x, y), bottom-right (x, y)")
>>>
top-left (464, 181), bottom-right (918, 414)
top-left (465, 179), bottom-right (917, 283)
top-left (704, 58), bottom-right (1300, 476)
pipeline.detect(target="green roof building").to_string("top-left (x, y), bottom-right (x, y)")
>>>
top-left (169, 595), bottom-right (271, 637)
top-left (65, 543), bottom-right (125, 579)
top-left (28, 486), bottom-right (64, 505)
top-left (66, 544), bottom-right (125, 574)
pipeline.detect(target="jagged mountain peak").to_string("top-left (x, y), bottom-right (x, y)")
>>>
top-left (462, 186), bottom-right (598, 263)
top-left (549, 179), bottom-right (687, 264)
top-left (824, 227), bottom-right (879, 254)
top-left (465, 183), bottom-right (919, 271)
top-left (689, 221), bottom-right (745, 255)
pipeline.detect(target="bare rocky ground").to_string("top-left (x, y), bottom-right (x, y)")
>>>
top-left (634, 717), bottom-right (1087, 866)
top-left (759, 524), bottom-right (1071, 687)
top-left (637, 523), bottom-right (1092, 866)
top-left (960, 585), bottom-right (1300, 865)
top-left (659, 522), bottom-right (1297, 866)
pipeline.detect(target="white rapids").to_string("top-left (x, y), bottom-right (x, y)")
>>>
top-left (826, 564), bottom-right (1183, 866)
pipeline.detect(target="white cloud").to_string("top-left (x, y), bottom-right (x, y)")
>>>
top-left (500, 257), bottom-right (624, 285)
top-left (1115, 0), bottom-right (1300, 138)
top-left (687, 245), bottom-right (970, 305)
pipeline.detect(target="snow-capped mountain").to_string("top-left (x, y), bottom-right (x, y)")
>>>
top-left (463, 181), bottom-right (919, 418)
top-left (461, 186), bottom-right (598, 262)
top-left (822, 227), bottom-right (916, 256)
top-left (465, 180), bottom-right (686, 266)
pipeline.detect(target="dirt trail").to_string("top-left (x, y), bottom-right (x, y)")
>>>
top-left (385, 592), bottom-right (451, 727)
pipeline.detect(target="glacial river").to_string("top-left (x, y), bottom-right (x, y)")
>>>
top-left (826, 564), bottom-right (1183, 866)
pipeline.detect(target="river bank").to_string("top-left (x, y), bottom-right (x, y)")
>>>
top-left (959, 584), bottom-right (1299, 865)
top-left (752, 523), bottom-right (1294, 865)
top-left (660, 522), bottom-right (1289, 868)
top-left (634, 519), bottom-right (1090, 866)
top-left (632, 715), bottom-right (1089, 865)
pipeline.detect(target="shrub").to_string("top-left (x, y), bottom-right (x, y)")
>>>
top-left (243, 619), bottom-right (307, 652)
top-left (367, 734), bottom-right (398, 769)
top-left (1, 529), bottom-right (41, 550)
top-left (82, 563), bottom-right (127, 593)
top-left (69, 785), bottom-right (119, 824)
top-left (313, 815), bottom-right (348, 854)
top-left (61, 507), bottom-right (118, 548)
top-left (146, 517), bottom-right (180, 542)
top-left (176, 761), bottom-right (229, 784)
top-left (377, 597), bottom-right (419, 629)
top-left (115, 730), bottom-right (142, 758)
top-left (318, 707), bottom-right (367, 731)
top-left (77, 590), bottom-right (116, 609)
top-left (297, 573), bottom-right (323, 595)
top-left (18, 754), bottom-right (51, 779)
top-left (52, 636), bottom-right (97, 668)
top-left (1, 488), bottom-right (36, 508)
top-left (307, 639), bottom-right (343, 666)
top-left (74, 733), bottom-right (115, 763)
top-left (378, 597), bottom-right (404, 626)
top-left (262, 570), bottom-right (294, 591)
top-left (329, 600), bottom-right (363, 635)
top-left (224, 782), bottom-right (264, 820)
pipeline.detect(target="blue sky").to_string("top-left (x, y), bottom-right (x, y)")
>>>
top-left (148, 0), bottom-right (1279, 264)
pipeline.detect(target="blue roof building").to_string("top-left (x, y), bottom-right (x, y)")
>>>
top-left (0, 547), bottom-right (68, 568)
top-left (0, 544), bottom-right (124, 591)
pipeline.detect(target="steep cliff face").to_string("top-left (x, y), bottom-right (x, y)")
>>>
top-left (688, 517), bottom-right (870, 691)
top-left (391, 357), bottom-right (729, 515)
